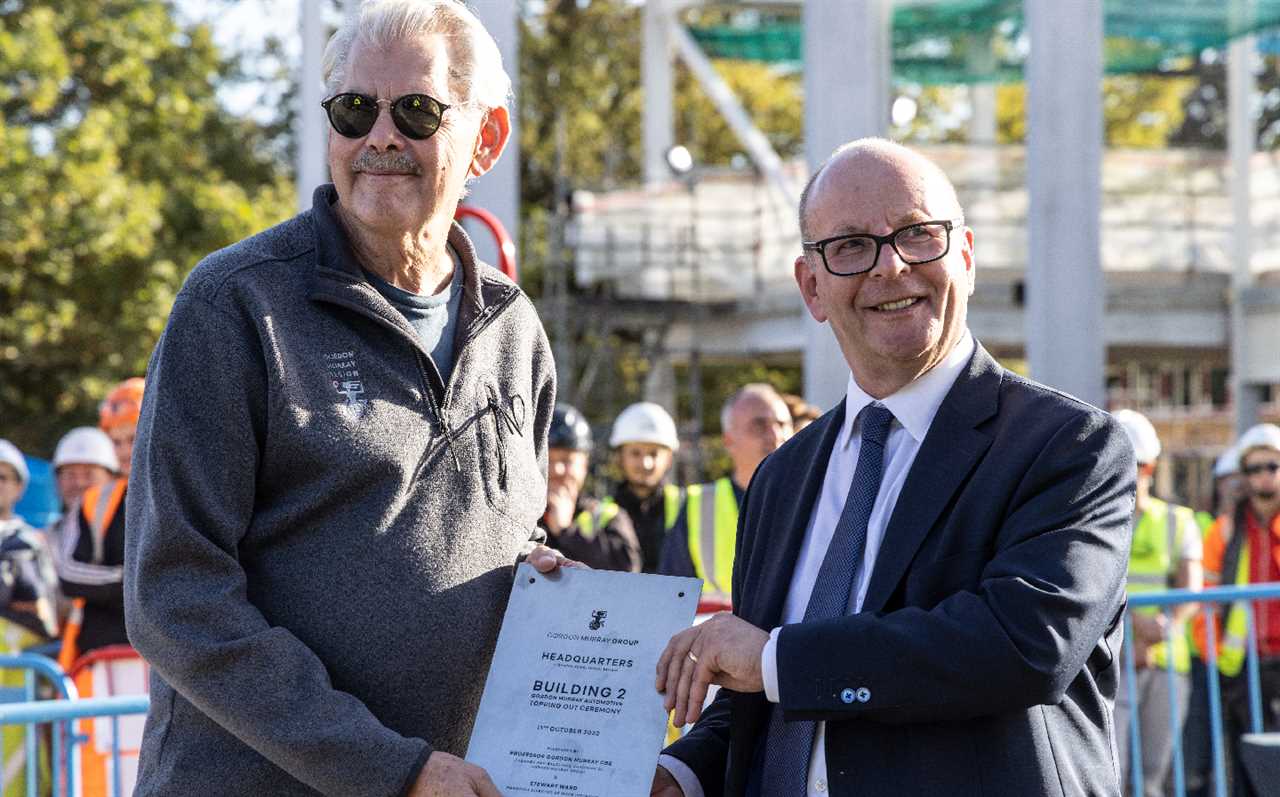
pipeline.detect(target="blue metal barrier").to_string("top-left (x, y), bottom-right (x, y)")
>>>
top-left (1123, 582), bottom-right (1280, 797)
top-left (0, 655), bottom-right (149, 797)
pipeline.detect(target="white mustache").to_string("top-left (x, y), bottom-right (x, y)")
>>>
top-left (353, 150), bottom-right (421, 175)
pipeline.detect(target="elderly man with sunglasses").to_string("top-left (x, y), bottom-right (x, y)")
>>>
top-left (124, 3), bottom-right (561, 796)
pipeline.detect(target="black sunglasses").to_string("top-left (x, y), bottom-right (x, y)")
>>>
top-left (1243, 461), bottom-right (1280, 477)
top-left (320, 92), bottom-right (450, 140)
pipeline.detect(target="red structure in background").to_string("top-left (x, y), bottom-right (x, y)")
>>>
top-left (455, 205), bottom-right (517, 282)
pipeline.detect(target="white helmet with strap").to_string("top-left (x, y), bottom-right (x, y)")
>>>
top-left (609, 402), bottom-right (679, 451)
top-left (1237, 423), bottom-right (1280, 467)
top-left (1114, 409), bottom-right (1161, 465)
top-left (53, 427), bottom-right (120, 473)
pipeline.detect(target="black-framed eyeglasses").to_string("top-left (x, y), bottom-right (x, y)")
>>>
top-left (320, 92), bottom-right (450, 140)
top-left (802, 219), bottom-right (962, 277)
top-left (1243, 461), bottom-right (1280, 477)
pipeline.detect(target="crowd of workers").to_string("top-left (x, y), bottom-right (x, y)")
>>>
top-left (0, 378), bottom-right (142, 671)
top-left (0, 377), bottom-right (1277, 794)
top-left (536, 390), bottom-right (1280, 795)
top-left (1100, 411), bottom-right (1280, 797)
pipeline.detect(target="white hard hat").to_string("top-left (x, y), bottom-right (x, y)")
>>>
top-left (609, 402), bottom-right (680, 451)
top-left (1213, 446), bottom-right (1240, 478)
top-left (0, 439), bottom-right (29, 487)
top-left (1113, 409), bottom-right (1161, 465)
top-left (53, 427), bottom-right (120, 473)
top-left (1237, 423), bottom-right (1280, 467)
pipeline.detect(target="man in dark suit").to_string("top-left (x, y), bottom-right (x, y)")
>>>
top-left (650, 139), bottom-right (1136, 796)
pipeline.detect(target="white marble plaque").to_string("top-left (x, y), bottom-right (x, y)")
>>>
top-left (466, 564), bottom-right (702, 797)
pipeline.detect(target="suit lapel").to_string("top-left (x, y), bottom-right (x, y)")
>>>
top-left (861, 346), bottom-right (1002, 614)
top-left (741, 401), bottom-right (847, 628)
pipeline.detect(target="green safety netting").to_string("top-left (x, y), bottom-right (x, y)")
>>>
top-left (687, 0), bottom-right (1280, 83)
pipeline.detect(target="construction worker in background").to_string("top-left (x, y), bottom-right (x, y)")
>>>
top-left (540, 404), bottom-right (642, 572)
top-left (1111, 409), bottom-right (1203, 797)
top-left (1183, 442), bottom-right (1247, 797)
top-left (1210, 445), bottom-right (1247, 523)
top-left (0, 440), bottom-right (60, 642)
top-left (50, 427), bottom-right (118, 513)
top-left (660, 383), bottom-right (793, 603)
top-left (1196, 423), bottom-right (1280, 797)
top-left (51, 377), bottom-right (143, 666)
top-left (0, 440), bottom-right (60, 797)
top-left (607, 402), bottom-right (683, 573)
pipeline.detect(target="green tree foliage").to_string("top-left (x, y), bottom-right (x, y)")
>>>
top-left (1169, 54), bottom-right (1280, 149)
top-left (995, 75), bottom-right (1196, 148)
top-left (674, 60), bottom-right (802, 166)
top-left (0, 0), bottom-right (294, 454)
top-left (519, 1), bottom-right (806, 483)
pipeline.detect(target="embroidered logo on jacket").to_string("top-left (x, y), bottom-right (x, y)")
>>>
top-left (325, 351), bottom-right (368, 419)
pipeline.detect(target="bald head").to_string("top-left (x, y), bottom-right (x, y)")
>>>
top-left (792, 137), bottom-right (975, 398)
top-left (799, 138), bottom-right (963, 240)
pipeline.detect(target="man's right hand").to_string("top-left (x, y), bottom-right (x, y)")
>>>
top-left (651, 765), bottom-right (684, 796)
top-left (409, 752), bottom-right (500, 797)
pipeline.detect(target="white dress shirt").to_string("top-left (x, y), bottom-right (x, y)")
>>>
top-left (660, 331), bottom-right (975, 797)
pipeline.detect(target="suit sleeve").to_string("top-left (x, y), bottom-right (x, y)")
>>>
top-left (661, 688), bottom-right (734, 796)
top-left (124, 293), bottom-right (429, 797)
top-left (775, 409), bottom-right (1135, 724)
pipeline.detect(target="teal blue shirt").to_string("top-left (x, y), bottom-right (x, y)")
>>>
top-left (363, 252), bottom-right (464, 383)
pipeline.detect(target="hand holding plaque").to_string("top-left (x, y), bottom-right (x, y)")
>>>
top-left (466, 564), bottom-right (701, 797)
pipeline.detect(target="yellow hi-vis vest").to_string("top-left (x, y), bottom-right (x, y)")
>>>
top-left (1215, 549), bottom-right (1252, 678)
top-left (685, 478), bottom-right (739, 601)
top-left (1127, 497), bottom-right (1197, 673)
top-left (662, 484), bottom-right (683, 531)
top-left (575, 500), bottom-right (622, 540)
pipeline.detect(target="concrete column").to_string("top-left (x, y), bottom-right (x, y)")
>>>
top-left (462, 1), bottom-right (521, 271)
top-left (967, 36), bottom-right (998, 146)
top-left (802, 0), bottom-right (891, 410)
top-left (1025, 0), bottom-right (1105, 407)
top-left (1229, 35), bottom-right (1261, 433)
top-left (295, 0), bottom-right (328, 212)
top-left (643, 0), bottom-right (676, 185)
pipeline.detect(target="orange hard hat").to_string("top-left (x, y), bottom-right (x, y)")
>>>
top-left (99, 377), bottom-right (145, 431)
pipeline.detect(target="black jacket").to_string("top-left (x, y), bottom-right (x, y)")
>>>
top-left (664, 344), bottom-right (1135, 797)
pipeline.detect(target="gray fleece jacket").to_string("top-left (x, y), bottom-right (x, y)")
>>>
top-left (124, 185), bottom-right (556, 796)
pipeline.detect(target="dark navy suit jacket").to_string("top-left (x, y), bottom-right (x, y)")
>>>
top-left (663, 344), bottom-right (1135, 797)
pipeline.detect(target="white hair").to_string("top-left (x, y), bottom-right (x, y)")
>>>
top-left (322, 0), bottom-right (512, 110)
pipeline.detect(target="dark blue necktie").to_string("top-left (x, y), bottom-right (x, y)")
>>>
top-left (752, 403), bottom-right (895, 796)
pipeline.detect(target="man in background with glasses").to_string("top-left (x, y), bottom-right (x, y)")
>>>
top-left (1196, 423), bottom-right (1280, 796)
top-left (125, 3), bottom-right (564, 796)
top-left (652, 138), bottom-right (1135, 796)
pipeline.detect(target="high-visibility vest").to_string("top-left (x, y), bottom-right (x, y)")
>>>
top-left (575, 501), bottom-right (622, 540)
top-left (1127, 497), bottom-right (1197, 672)
top-left (1190, 502), bottom-right (1265, 678)
top-left (58, 478), bottom-right (126, 670)
top-left (685, 478), bottom-right (739, 601)
top-left (1206, 503), bottom-right (1256, 678)
top-left (0, 617), bottom-right (48, 797)
top-left (662, 484), bottom-right (684, 531)
top-left (1215, 550), bottom-right (1252, 678)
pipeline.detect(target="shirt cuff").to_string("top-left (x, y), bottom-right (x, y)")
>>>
top-left (763, 626), bottom-right (781, 703)
top-left (658, 754), bottom-right (703, 797)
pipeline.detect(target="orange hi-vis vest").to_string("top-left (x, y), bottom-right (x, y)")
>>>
top-left (58, 478), bottom-right (127, 671)
top-left (1192, 501), bottom-right (1280, 676)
